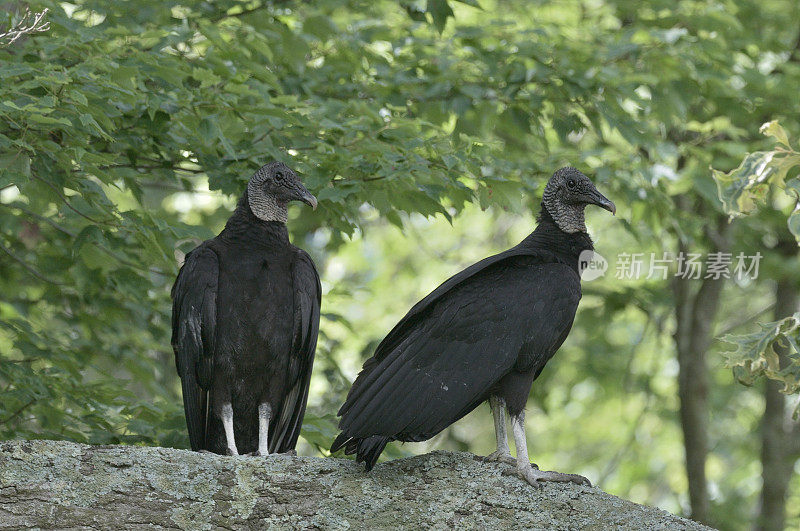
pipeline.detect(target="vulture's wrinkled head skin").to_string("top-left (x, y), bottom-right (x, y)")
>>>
top-left (542, 167), bottom-right (615, 233)
top-left (247, 161), bottom-right (317, 223)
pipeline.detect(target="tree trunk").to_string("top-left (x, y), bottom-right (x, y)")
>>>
top-left (756, 244), bottom-right (799, 531)
top-left (672, 209), bottom-right (731, 525)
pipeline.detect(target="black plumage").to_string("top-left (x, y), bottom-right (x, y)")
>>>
top-left (332, 167), bottom-right (615, 487)
top-left (172, 161), bottom-right (320, 456)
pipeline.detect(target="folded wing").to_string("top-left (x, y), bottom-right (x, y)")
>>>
top-left (271, 249), bottom-right (321, 453)
top-left (171, 245), bottom-right (219, 451)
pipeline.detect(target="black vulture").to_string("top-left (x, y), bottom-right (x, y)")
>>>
top-left (171, 161), bottom-right (321, 456)
top-left (331, 167), bottom-right (615, 487)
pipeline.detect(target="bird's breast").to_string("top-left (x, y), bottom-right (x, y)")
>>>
top-left (214, 250), bottom-right (295, 364)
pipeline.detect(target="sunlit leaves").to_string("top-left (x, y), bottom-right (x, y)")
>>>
top-left (712, 121), bottom-right (800, 237)
top-left (713, 151), bottom-right (781, 214)
top-left (712, 121), bottom-right (800, 405)
top-left (720, 313), bottom-right (800, 417)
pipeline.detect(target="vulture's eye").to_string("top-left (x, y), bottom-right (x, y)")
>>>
top-left (567, 179), bottom-right (576, 189)
top-left (275, 171), bottom-right (285, 182)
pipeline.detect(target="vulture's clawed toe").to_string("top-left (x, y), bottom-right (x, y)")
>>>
top-left (481, 451), bottom-right (517, 466)
top-left (504, 466), bottom-right (591, 488)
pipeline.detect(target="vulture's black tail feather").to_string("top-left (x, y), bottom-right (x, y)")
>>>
top-left (330, 432), bottom-right (349, 454)
top-left (331, 433), bottom-right (390, 471)
top-left (179, 372), bottom-right (207, 452)
top-left (356, 436), bottom-right (390, 471)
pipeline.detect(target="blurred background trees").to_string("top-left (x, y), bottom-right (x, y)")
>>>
top-left (1, 0), bottom-right (798, 529)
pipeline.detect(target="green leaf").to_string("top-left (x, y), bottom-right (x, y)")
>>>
top-left (720, 314), bottom-right (800, 394)
top-left (199, 117), bottom-right (220, 142)
top-left (0, 151), bottom-right (31, 182)
top-left (760, 120), bottom-right (791, 149)
top-left (79, 113), bottom-right (113, 140)
top-left (427, 0), bottom-right (454, 33)
top-left (72, 225), bottom-right (105, 255)
top-left (26, 114), bottom-right (72, 127)
top-left (713, 151), bottom-right (778, 215)
top-left (302, 15), bottom-right (338, 40)
top-left (788, 209), bottom-right (800, 241)
top-left (786, 177), bottom-right (800, 199)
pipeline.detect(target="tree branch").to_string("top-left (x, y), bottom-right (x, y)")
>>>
top-left (715, 303), bottom-right (776, 336)
top-left (0, 7), bottom-right (50, 47)
top-left (0, 242), bottom-right (65, 285)
top-left (30, 172), bottom-right (119, 227)
top-left (0, 202), bottom-right (170, 277)
top-left (0, 399), bottom-right (36, 425)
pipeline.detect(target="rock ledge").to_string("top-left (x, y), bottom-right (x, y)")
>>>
top-left (0, 439), bottom-right (708, 530)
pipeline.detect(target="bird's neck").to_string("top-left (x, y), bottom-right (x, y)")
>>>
top-left (542, 187), bottom-right (586, 234)
top-left (247, 181), bottom-right (288, 222)
top-left (221, 191), bottom-right (290, 246)
top-left (520, 205), bottom-right (594, 270)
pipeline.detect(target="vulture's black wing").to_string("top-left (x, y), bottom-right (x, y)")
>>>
top-left (337, 245), bottom-right (559, 418)
top-left (271, 249), bottom-right (321, 453)
top-left (334, 254), bottom-right (580, 464)
top-left (368, 245), bottom-right (556, 361)
top-left (171, 245), bottom-right (219, 451)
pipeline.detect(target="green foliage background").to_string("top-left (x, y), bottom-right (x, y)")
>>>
top-left (1, 0), bottom-right (799, 528)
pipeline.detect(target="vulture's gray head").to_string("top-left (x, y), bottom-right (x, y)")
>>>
top-left (247, 161), bottom-right (317, 223)
top-left (542, 167), bottom-right (616, 233)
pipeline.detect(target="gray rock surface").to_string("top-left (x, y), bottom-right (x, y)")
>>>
top-left (0, 439), bottom-right (709, 530)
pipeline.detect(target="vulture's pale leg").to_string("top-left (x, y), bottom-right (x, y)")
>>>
top-left (221, 403), bottom-right (239, 456)
top-left (482, 396), bottom-right (516, 466)
top-left (256, 403), bottom-right (271, 456)
top-left (505, 412), bottom-right (591, 488)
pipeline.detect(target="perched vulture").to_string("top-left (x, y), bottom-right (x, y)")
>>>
top-left (332, 167), bottom-right (615, 487)
top-left (172, 161), bottom-right (321, 456)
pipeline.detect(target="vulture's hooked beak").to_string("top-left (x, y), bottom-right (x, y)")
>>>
top-left (296, 185), bottom-right (318, 210)
top-left (586, 188), bottom-right (616, 215)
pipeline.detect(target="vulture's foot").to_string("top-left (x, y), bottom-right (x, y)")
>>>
top-left (225, 447), bottom-right (239, 456)
top-left (198, 449), bottom-right (214, 455)
top-left (482, 451), bottom-right (539, 470)
top-left (252, 449), bottom-right (289, 457)
top-left (503, 466), bottom-right (590, 488)
top-left (251, 449), bottom-right (296, 457)
top-left (481, 450), bottom-right (517, 467)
